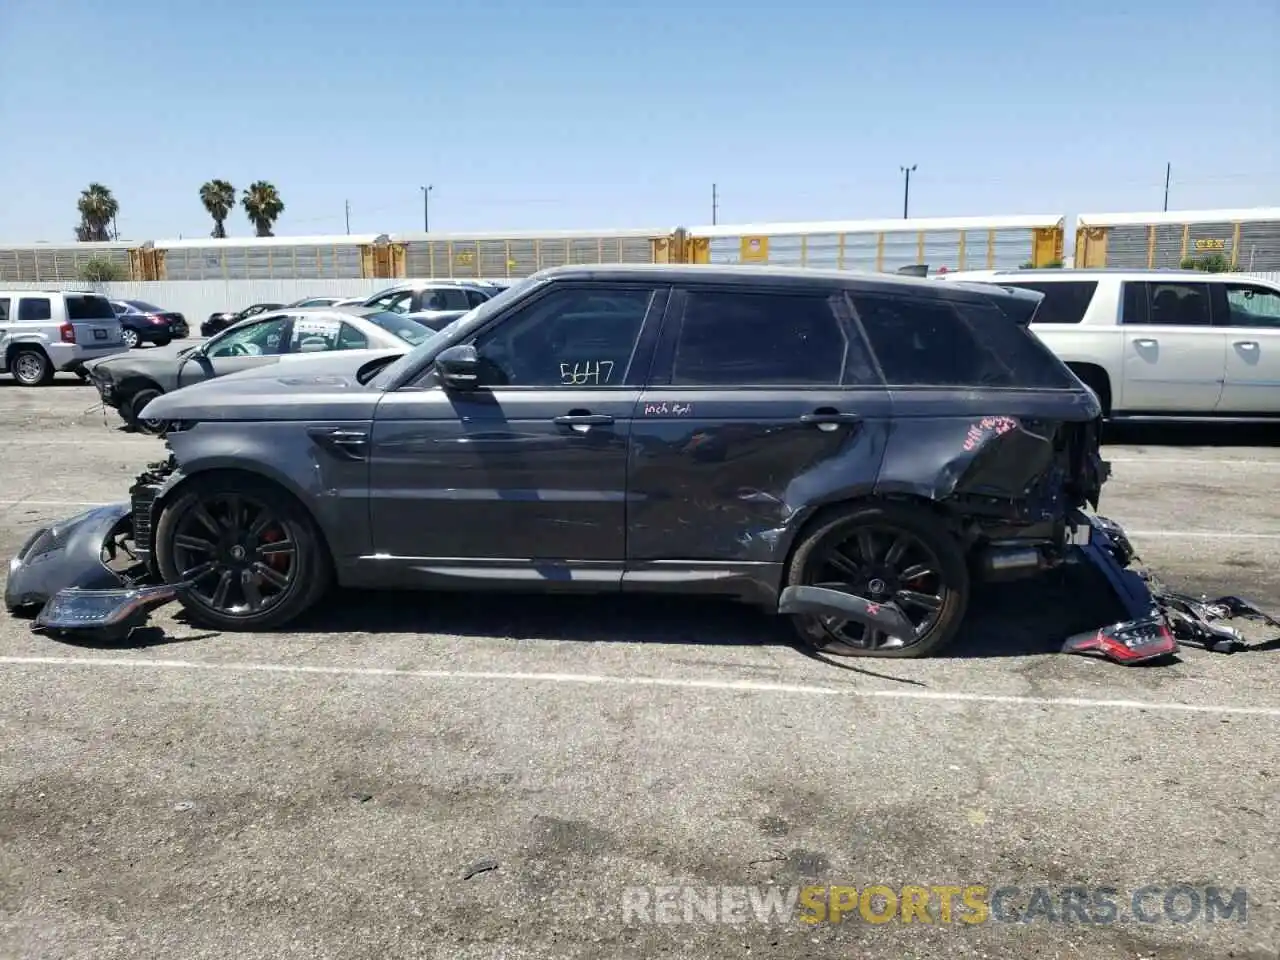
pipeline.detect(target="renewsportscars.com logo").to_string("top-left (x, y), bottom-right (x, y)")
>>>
top-left (621, 884), bottom-right (1250, 926)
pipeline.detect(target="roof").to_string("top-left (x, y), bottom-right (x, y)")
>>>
top-left (155, 234), bottom-right (382, 249)
top-left (1077, 207), bottom-right (1280, 227)
top-left (388, 227), bottom-right (676, 242)
top-left (527, 262), bottom-right (1027, 296)
top-left (687, 214), bottom-right (1065, 238)
top-left (942, 267), bottom-right (1280, 282)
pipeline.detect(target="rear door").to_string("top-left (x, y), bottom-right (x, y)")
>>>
top-left (64, 294), bottom-right (126, 351)
top-left (628, 283), bottom-right (891, 580)
top-left (1214, 280), bottom-right (1280, 414)
top-left (1118, 279), bottom-right (1225, 413)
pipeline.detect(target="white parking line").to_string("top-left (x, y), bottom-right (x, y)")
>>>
top-left (1108, 457), bottom-right (1280, 466)
top-left (1127, 530), bottom-right (1280, 540)
top-left (0, 500), bottom-right (108, 508)
top-left (2, 655), bottom-right (1278, 718)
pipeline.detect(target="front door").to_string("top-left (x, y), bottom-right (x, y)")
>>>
top-left (368, 282), bottom-right (668, 572)
top-left (628, 285), bottom-right (892, 586)
top-left (1118, 279), bottom-right (1226, 413)
top-left (1215, 280), bottom-right (1280, 414)
top-left (177, 314), bottom-right (292, 387)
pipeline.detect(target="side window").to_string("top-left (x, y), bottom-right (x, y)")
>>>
top-left (288, 316), bottom-right (344, 353)
top-left (0, 298), bottom-right (10, 322)
top-left (470, 286), bottom-right (655, 387)
top-left (670, 290), bottom-right (868, 386)
top-left (18, 298), bottom-right (52, 322)
top-left (421, 288), bottom-right (462, 311)
top-left (1126, 281), bottom-right (1212, 326)
top-left (1121, 282), bottom-right (1149, 324)
top-left (337, 323), bottom-right (370, 350)
top-left (1223, 284), bottom-right (1280, 328)
top-left (366, 292), bottom-right (401, 312)
top-left (465, 288), bottom-right (490, 308)
top-left (1007, 281), bottom-right (1098, 325)
top-left (852, 293), bottom-right (1077, 389)
top-left (208, 317), bottom-right (289, 357)
top-left (385, 292), bottom-right (414, 314)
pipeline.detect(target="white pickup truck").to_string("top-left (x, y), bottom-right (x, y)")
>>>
top-left (939, 269), bottom-right (1280, 421)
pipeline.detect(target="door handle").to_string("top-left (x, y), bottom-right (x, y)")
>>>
top-left (799, 410), bottom-right (862, 432)
top-left (554, 411), bottom-right (614, 433)
top-left (1133, 338), bottom-right (1158, 348)
top-left (1234, 340), bottom-right (1259, 350)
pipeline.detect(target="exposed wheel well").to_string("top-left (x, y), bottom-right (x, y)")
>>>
top-left (119, 376), bottom-right (163, 401)
top-left (1065, 362), bottom-right (1112, 416)
top-left (5, 342), bottom-right (48, 367)
top-left (154, 468), bottom-right (336, 575)
top-left (782, 494), bottom-right (959, 578)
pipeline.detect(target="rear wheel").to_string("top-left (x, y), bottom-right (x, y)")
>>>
top-left (10, 348), bottom-right (53, 386)
top-left (155, 476), bottom-right (331, 631)
top-left (121, 386), bottom-right (168, 435)
top-left (1068, 365), bottom-right (1111, 417)
top-left (153, 337), bottom-right (171, 347)
top-left (786, 502), bottom-right (970, 658)
top-left (121, 328), bottom-right (140, 349)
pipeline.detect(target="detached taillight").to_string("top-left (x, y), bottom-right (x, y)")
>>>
top-left (59, 322), bottom-right (76, 344)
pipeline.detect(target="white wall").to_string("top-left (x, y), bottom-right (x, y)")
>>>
top-left (0, 279), bottom-right (391, 325)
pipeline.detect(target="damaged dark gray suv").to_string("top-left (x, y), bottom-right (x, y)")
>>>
top-left (7, 263), bottom-right (1116, 658)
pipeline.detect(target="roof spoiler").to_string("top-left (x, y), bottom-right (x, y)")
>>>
top-left (946, 280), bottom-right (1044, 325)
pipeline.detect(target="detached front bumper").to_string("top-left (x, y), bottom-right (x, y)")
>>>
top-left (5, 502), bottom-right (178, 641)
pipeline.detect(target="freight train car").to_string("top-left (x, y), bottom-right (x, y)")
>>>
top-left (153, 234), bottom-right (386, 281)
top-left (0, 241), bottom-right (141, 283)
top-left (684, 214), bottom-right (1065, 273)
top-left (385, 227), bottom-right (683, 279)
top-left (1075, 208), bottom-right (1280, 271)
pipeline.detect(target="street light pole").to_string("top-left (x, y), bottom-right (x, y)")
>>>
top-left (900, 164), bottom-right (916, 219)
top-left (420, 184), bottom-right (433, 232)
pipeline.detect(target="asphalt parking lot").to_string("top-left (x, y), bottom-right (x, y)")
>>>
top-left (0, 367), bottom-right (1277, 960)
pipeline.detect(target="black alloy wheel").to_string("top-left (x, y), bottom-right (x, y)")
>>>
top-left (788, 503), bottom-right (969, 658)
top-left (170, 492), bottom-right (298, 617)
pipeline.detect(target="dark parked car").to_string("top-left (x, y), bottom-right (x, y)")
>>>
top-left (109, 300), bottom-right (190, 348)
top-left (85, 306), bottom-right (430, 433)
top-left (10, 264), bottom-right (1111, 658)
top-left (201, 302), bottom-right (284, 337)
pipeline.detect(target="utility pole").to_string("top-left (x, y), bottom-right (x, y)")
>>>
top-left (711, 183), bottom-right (718, 225)
top-left (420, 184), bottom-right (433, 232)
top-left (1163, 162), bottom-right (1171, 212)
top-left (900, 164), bottom-right (916, 219)
top-left (344, 200), bottom-right (350, 235)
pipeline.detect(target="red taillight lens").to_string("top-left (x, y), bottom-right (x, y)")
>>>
top-left (148, 314), bottom-right (166, 324)
top-left (59, 322), bottom-right (76, 344)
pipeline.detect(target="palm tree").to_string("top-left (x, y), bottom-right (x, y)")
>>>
top-left (242, 181), bottom-right (285, 237)
top-left (199, 179), bottom-right (237, 238)
top-left (75, 183), bottom-right (119, 242)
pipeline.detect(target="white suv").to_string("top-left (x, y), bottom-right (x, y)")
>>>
top-left (938, 270), bottom-right (1280, 420)
top-left (0, 291), bottom-right (128, 386)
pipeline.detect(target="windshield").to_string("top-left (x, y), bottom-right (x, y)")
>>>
top-left (362, 310), bottom-right (436, 346)
top-left (370, 276), bottom-right (544, 390)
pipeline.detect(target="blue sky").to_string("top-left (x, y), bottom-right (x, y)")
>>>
top-left (0, 0), bottom-right (1275, 242)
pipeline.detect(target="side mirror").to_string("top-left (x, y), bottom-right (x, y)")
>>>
top-left (435, 343), bottom-right (481, 390)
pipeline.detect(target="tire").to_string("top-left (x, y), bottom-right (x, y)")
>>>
top-left (9, 348), bottom-right (53, 387)
top-left (786, 501), bottom-right (970, 658)
top-left (121, 328), bottom-right (140, 349)
top-left (1069, 365), bottom-right (1111, 417)
top-left (121, 386), bottom-right (168, 435)
top-left (153, 338), bottom-right (171, 347)
top-left (155, 475), bottom-right (332, 631)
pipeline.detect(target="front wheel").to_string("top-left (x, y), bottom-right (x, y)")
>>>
top-left (155, 476), bottom-right (331, 631)
top-left (786, 502), bottom-right (970, 658)
top-left (121, 387), bottom-right (168, 435)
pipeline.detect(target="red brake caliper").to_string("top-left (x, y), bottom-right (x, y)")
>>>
top-left (260, 528), bottom-right (288, 572)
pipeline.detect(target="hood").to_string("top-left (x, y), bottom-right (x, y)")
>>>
top-left (140, 348), bottom-right (401, 423)
top-left (86, 342), bottom-right (197, 374)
